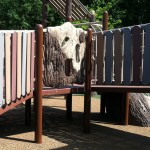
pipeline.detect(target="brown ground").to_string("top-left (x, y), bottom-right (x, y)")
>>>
top-left (0, 96), bottom-right (150, 150)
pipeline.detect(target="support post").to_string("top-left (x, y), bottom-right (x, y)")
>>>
top-left (103, 11), bottom-right (108, 30)
top-left (83, 28), bottom-right (92, 133)
top-left (65, 0), bottom-right (73, 119)
top-left (34, 24), bottom-right (43, 144)
top-left (66, 93), bottom-right (72, 120)
top-left (66, 0), bottom-right (72, 22)
top-left (42, 0), bottom-right (48, 28)
top-left (124, 93), bottom-right (129, 125)
top-left (65, 1), bottom-right (72, 73)
top-left (25, 98), bottom-right (31, 126)
top-left (100, 94), bottom-right (106, 114)
top-left (100, 11), bottom-right (109, 114)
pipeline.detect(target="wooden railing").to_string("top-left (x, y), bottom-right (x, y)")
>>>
top-left (0, 28), bottom-right (42, 143)
top-left (0, 30), bottom-right (35, 108)
top-left (83, 23), bottom-right (150, 133)
top-left (93, 23), bottom-right (150, 86)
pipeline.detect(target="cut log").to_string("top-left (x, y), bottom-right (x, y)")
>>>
top-left (129, 93), bottom-right (150, 127)
top-left (43, 22), bottom-right (87, 87)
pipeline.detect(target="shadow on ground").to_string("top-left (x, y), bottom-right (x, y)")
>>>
top-left (0, 99), bottom-right (149, 150)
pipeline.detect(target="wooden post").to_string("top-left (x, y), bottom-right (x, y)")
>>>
top-left (89, 10), bottom-right (96, 86)
top-left (100, 11), bottom-right (109, 114)
top-left (66, 93), bottom-right (72, 120)
top-left (83, 28), bottom-right (92, 133)
top-left (103, 11), bottom-right (108, 30)
top-left (65, 0), bottom-right (72, 74)
top-left (65, 0), bottom-right (73, 120)
top-left (34, 24), bottom-right (43, 144)
top-left (42, 0), bottom-right (48, 28)
top-left (25, 98), bottom-right (31, 126)
top-left (124, 93), bottom-right (129, 125)
top-left (66, 0), bottom-right (72, 22)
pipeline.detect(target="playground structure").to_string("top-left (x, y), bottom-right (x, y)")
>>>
top-left (35, 21), bottom-right (150, 141)
top-left (0, 0), bottom-right (97, 143)
top-left (0, 0), bottom-right (150, 144)
top-left (0, 30), bottom-right (37, 140)
top-left (90, 23), bottom-right (150, 125)
top-left (42, 0), bottom-right (96, 27)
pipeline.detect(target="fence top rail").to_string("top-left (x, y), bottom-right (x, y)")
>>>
top-left (0, 21), bottom-right (102, 33)
top-left (0, 30), bottom-right (35, 33)
top-left (92, 23), bottom-right (150, 35)
top-left (73, 21), bottom-right (102, 27)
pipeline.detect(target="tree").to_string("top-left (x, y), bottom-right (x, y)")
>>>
top-left (81, 0), bottom-right (124, 29)
top-left (0, 0), bottom-right (42, 29)
top-left (81, 0), bottom-right (150, 28)
top-left (0, 0), bottom-right (63, 30)
top-left (118, 0), bottom-right (150, 26)
top-left (1, 0), bottom-right (150, 30)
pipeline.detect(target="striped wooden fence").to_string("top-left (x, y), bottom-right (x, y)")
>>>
top-left (0, 30), bottom-right (35, 108)
top-left (83, 23), bottom-right (150, 133)
top-left (0, 28), bottom-right (43, 143)
top-left (96, 24), bottom-right (150, 86)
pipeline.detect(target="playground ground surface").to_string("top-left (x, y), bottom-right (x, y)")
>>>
top-left (0, 95), bottom-right (150, 150)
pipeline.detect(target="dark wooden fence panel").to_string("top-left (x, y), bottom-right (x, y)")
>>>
top-left (122, 28), bottom-right (132, 85)
top-left (142, 24), bottom-right (150, 84)
top-left (97, 32), bottom-right (105, 84)
top-left (104, 31), bottom-right (113, 84)
top-left (113, 29), bottom-right (122, 85)
top-left (132, 25), bottom-right (142, 85)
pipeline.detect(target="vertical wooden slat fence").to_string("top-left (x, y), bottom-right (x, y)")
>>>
top-left (31, 32), bottom-right (35, 90)
top-left (142, 24), bottom-right (150, 84)
top-left (95, 23), bottom-right (150, 86)
top-left (11, 32), bottom-right (17, 101)
top-left (122, 27), bottom-right (132, 85)
top-left (0, 32), bottom-right (4, 106)
top-left (90, 23), bottom-right (150, 129)
top-left (5, 32), bottom-right (11, 104)
top-left (104, 31), bottom-right (113, 84)
top-left (97, 32), bottom-right (105, 85)
top-left (17, 32), bottom-right (22, 98)
top-left (0, 29), bottom-right (37, 143)
top-left (0, 30), bottom-right (35, 105)
top-left (113, 29), bottom-right (122, 85)
top-left (22, 32), bottom-right (27, 96)
top-left (132, 25), bottom-right (142, 85)
top-left (26, 32), bottom-right (31, 94)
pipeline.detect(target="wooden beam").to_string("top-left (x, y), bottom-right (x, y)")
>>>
top-left (66, 0), bottom-right (72, 21)
top-left (34, 24), bottom-right (43, 144)
top-left (83, 28), bottom-right (92, 133)
top-left (42, 0), bottom-right (48, 28)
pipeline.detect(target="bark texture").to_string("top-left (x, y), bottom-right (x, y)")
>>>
top-left (129, 93), bottom-right (150, 127)
top-left (43, 22), bottom-right (87, 87)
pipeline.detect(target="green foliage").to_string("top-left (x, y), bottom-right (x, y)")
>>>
top-left (81, 0), bottom-right (124, 29)
top-left (0, 0), bottom-right (63, 30)
top-left (118, 0), bottom-right (150, 26)
top-left (81, 0), bottom-right (150, 28)
top-left (0, 0), bottom-right (42, 29)
top-left (1, 0), bottom-right (150, 30)
top-left (46, 6), bottom-right (64, 26)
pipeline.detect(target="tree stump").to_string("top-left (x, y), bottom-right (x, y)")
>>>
top-left (129, 93), bottom-right (150, 127)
